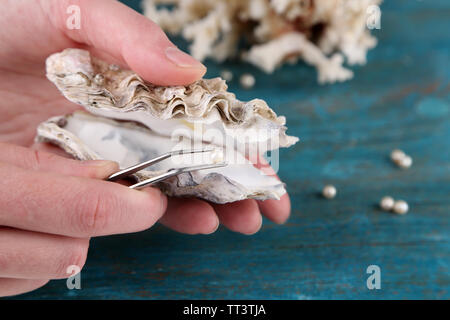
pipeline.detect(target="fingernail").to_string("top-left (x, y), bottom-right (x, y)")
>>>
top-left (165, 47), bottom-right (205, 69)
top-left (245, 215), bottom-right (263, 236)
top-left (204, 216), bottom-right (220, 235)
top-left (81, 160), bottom-right (118, 168)
top-left (159, 192), bottom-right (168, 215)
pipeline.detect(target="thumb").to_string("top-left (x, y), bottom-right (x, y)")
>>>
top-left (44, 0), bottom-right (206, 86)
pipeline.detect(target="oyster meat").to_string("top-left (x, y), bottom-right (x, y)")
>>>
top-left (37, 48), bottom-right (298, 203)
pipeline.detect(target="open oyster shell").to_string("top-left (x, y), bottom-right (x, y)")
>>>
top-left (37, 48), bottom-right (298, 203)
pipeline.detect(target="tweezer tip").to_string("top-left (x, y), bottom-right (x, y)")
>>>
top-left (182, 161), bottom-right (228, 172)
top-left (108, 148), bottom-right (225, 184)
top-left (174, 147), bottom-right (215, 154)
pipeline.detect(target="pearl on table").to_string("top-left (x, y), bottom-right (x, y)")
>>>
top-left (390, 149), bottom-right (406, 163)
top-left (398, 155), bottom-right (413, 169)
top-left (220, 70), bottom-right (233, 82)
top-left (390, 149), bottom-right (413, 169)
top-left (322, 185), bottom-right (337, 199)
top-left (393, 200), bottom-right (409, 215)
top-left (240, 73), bottom-right (255, 89)
top-left (380, 196), bottom-right (395, 211)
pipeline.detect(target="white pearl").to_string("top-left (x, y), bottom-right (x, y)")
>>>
top-left (380, 196), bottom-right (395, 211)
top-left (398, 155), bottom-right (413, 169)
top-left (393, 200), bottom-right (409, 214)
top-left (109, 64), bottom-right (120, 71)
top-left (210, 149), bottom-right (224, 164)
top-left (390, 149), bottom-right (405, 163)
top-left (93, 74), bottom-right (104, 85)
top-left (220, 70), bottom-right (233, 82)
top-left (240, 73), bottom-right (255, 89)
top-left (322, 185), bottom-right (337, 199)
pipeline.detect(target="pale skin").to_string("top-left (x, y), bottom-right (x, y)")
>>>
top-left (0, 0), bottom-right (291, 296)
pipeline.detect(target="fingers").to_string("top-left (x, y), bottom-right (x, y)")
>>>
top-left (44, 0), bottom-right (206, 86)
top-left (0, 142), bottom-right (118, 179)
top-left (0, 278), bottom-right (49, 297)
top-left (252, 156), bottom-right (292, 224)
top-left (159, 152), bottom-right (291, 235)
top-left (257, 193), bottom-right (291, 224)
top-left (0, 162), bottom-right (167, 237)
top-left (0, 227), bottom-right (88, 280)
top-left (159, 198), bottom-right (219, 235)
top-left (213, 200), bottom-right (263, 235)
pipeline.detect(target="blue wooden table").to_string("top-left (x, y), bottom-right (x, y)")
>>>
top-left (18, 0), bottom-right (449, 299)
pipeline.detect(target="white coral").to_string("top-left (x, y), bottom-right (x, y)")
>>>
top-left (244, 32), bottom-right (353, 83)
top-left (143, 0), bottom-right (381, 84)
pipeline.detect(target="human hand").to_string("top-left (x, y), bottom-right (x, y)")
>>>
top-left (0, 0), bottom-right (290, 296)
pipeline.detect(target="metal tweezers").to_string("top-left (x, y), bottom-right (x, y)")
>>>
top-left (107, 149), bottom-right (227, 190)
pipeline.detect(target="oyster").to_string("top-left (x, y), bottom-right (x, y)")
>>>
top-left (37, 48), bottom-right (298, 203)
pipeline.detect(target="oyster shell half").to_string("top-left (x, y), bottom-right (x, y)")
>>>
top-left (37, 48), bottom-right (298, 203)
